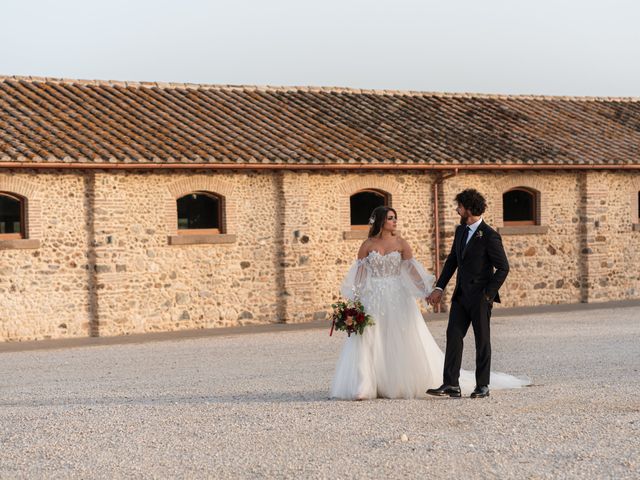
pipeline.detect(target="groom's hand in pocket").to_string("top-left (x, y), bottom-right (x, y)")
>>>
top-left (482, 291), bottom-right (494, 305)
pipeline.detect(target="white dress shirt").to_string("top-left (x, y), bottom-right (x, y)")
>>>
top-left (464, 217), bottom-right (483, 245)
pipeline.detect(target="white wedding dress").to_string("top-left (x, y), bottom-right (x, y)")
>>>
top-left (330, 251), bottom-right (530, 400)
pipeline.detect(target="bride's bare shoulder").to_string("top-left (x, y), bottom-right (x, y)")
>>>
top-left (397, 236), bottom-right (414, 259)
top-left (357, 238), bottom-right (374, 259)
top-left (391, 234), bottom-right (407, 248)
top-left (397, 235), bottom-right (410, 246)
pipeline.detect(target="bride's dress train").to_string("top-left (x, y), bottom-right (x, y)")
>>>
top-left (330, 251), bottom-right (529, 400)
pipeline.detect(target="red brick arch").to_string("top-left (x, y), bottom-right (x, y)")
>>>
top-left (493, 176), bottom-right (548, 228)
top-left (165, 176), bottom-right (237, 235)
top-left (336, 176), bottom-right (402, 231)
top-left (0, 175), bottom-right (43, 239)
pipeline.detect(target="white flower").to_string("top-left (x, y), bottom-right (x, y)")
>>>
top-left (368, 217), bottom-right (375, 225)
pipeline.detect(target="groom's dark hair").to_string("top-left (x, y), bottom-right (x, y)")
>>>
top-left (455, 189), bottom-right (487, 216)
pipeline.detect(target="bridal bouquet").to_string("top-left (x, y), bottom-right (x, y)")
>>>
top-left (329, 299), bottom-right (374, 337)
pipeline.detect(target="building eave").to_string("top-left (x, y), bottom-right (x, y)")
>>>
top-left (0, 162), bottom-right (638, 171)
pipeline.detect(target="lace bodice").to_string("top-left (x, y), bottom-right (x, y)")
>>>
top-left (341, 252), bottom-right (435, 302)
top-left (366, 251), bottom-right (402, 278)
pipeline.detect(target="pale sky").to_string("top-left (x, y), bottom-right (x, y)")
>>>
top-left (2, 0), bottom-right (639, 96)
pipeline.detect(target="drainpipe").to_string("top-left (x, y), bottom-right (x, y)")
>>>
top-left (432, 169), bottom-right (458, 313)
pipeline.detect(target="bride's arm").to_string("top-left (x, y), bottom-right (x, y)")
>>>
top-left (357, 238), bottom-right (372, 260)
top-left (400, 237), bottom-right (414, 260)
top-left (340, 239), bottom-right (372, 300)
top-left (399, 238), bottom-right (436, 298)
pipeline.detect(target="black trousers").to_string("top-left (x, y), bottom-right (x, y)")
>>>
top-left (443, 292), bottom-right (492, 387)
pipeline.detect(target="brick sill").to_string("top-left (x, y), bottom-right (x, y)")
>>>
top-left (633, 224), bottom-right (640, 232)
top-left (168, 234), bottom-right (237, 246)
top-left (497, 225), bottom-right (549, 235)
top-left (0, 239), bottom-right (41, 250)
top-left (343, 230), bottom-right (369, 240)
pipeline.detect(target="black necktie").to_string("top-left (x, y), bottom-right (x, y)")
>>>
top-left (461, 226), bottom-right (471, 254)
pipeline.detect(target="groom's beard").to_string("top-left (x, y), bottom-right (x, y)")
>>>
top-left (459, 216), bottom-right (468, 225)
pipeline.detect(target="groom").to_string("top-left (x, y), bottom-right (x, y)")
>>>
top-left (426, 189), bottom-right (509, 399)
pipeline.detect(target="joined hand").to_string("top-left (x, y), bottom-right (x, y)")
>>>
top-left (426, 290), bottom-right (442, 306)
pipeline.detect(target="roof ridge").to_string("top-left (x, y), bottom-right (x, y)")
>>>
top-left (1, 74), bottom-right (639, 102)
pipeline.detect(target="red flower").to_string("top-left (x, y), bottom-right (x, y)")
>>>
top-left (329, 298), bottom-right (374, 336)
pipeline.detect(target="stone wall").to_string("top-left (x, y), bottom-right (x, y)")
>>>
top-left (90, 170), bottom-right (282, 336)
top-left (0, 171), bottom-right (91, 340)
top-left (582, 171), bottom-right (640, 301)
top-left (440, 171), bottom-right (585, 307)
top-left (1, 168), bottom-right (639, 341)
top-left (437, 170), bottom-right (640, 307)
top-left (305, 171), bottom-right (435, 320)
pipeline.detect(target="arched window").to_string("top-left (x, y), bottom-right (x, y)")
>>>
top-left (177, 191), bottom-right (224, 234)
top-left (503, 188), bottom-right (538, 226)
top-left (0, 192), bottom-right (25, 239)
top-left (350, 189), bottom-right (390, 229)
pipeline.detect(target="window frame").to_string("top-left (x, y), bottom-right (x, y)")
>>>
top-left (176, 191), bottom-right (225, 235)
top-left (0, 191), bottom-right (26, 240)
top-left (349, 189), bottom-right (390, 230)
top-left (502, 187), bottom-right (538, 226)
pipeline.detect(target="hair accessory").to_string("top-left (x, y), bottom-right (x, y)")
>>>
top-left (368, 216), bottom-right (375, 225)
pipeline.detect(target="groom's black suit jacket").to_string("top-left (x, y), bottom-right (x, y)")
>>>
top-left (435, 220), bottom-right (509, 303)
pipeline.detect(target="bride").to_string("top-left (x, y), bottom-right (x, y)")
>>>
top-left (330, 206), bottom-right (529, 400)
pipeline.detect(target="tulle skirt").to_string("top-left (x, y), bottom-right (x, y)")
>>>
top-left (330, 275), bottom-right (529, 400)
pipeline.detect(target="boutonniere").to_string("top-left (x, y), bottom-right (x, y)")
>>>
top-left (476, 230), bottom-right (484, 239)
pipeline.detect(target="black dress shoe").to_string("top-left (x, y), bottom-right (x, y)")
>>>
top-left (426, 384), bottom-right (462, 398)
top-left (470, 385), bottom-right (490, 398)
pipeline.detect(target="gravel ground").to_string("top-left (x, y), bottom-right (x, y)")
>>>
top-left (0, 306), bottom-right (639, 479)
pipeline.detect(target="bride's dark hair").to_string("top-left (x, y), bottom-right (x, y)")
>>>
top-left (368, 206), bottom-right (397, 238)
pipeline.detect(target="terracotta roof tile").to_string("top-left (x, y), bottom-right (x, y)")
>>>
top-left (1, 75), bottom-right (640, 166)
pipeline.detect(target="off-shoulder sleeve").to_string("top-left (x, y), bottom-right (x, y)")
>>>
top-left (340, 258), bottom-right (371, 300)
top-left (400, 258), bottom-right (436, 299)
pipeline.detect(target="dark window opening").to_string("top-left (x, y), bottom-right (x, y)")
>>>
top-left (503, 189), bottom-right (536, 225)
top-left (350, 190), bottom-right (389, 229)
top-left (177, 192), bottom-right (223, 234)
top-left (0, 192), bottom-right (24, 239)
